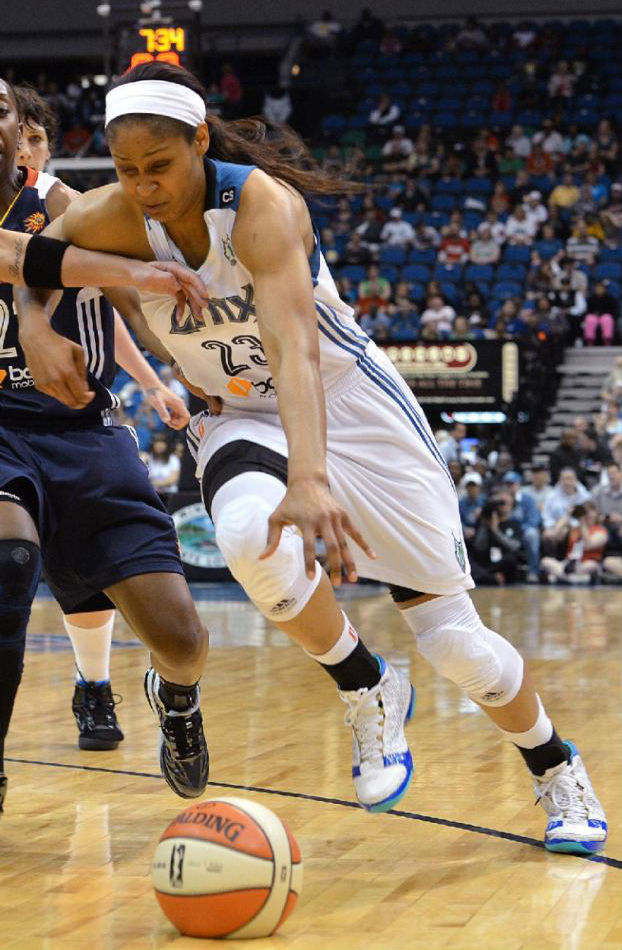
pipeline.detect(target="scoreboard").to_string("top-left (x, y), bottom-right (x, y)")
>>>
top-left (117, 22), bottom-right (195, 72)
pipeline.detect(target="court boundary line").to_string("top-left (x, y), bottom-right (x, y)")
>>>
top-left (7, 756), bottom-right (621, 870)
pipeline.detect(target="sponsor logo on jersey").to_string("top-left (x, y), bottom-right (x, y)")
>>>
top-left (220, 187), bottom-right (236, 205)
top-left (0, 365), bottom-right (35, 389)
top-left (23, 211), bottom-right (46, 233)
top-left (452, 530), bottom-right (466, 572)
top-left (171, 502), bottom-right (228, 569)
top-left (226, 377), bottom-right (253, 397)
top-left (222, 234), bottom-right (237, 266)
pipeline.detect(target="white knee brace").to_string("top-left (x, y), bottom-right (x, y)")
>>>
top-left (402, 591), bottom-right (523, 707)
top-left (214, 494), bottom-right (321, 622)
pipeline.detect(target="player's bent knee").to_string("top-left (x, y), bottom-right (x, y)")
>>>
top-left (407, 591), bottom-right (523, 707)
top-left (215, 496), bottom-right (321, 622)
top-left (0, 539), bottom-right (42, 644)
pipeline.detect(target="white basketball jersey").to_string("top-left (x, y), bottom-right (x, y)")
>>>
top-left (139, 158), bottom-right (370, 412)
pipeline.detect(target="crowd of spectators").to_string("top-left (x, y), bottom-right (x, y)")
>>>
top-left (445, 356), bottom-right (622, 585)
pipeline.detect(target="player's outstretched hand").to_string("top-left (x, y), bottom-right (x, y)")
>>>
top-left (19, 323), bottom-right (94, 409)
top-left (133, 261), bottom-right (210, 322)
top-left (144, 383), bottom-right (190, 430)
top-left (260, 478), bottom-right (376, 586)
top-left (173, 363), bottom-right (223, 416)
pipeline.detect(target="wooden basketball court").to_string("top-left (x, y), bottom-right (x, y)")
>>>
top-left (1, 585), bottom-right (620, 950)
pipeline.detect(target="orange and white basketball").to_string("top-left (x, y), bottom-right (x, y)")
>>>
top-left (152, 797), bottom-right (303, 939)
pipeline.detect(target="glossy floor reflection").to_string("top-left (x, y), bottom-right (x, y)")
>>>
top-left (2, 586), bottom-right (621, 950)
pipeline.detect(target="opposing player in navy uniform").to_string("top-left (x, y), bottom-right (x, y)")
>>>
top-left (0, 77), bottom-right (210, 813)
top-left (13, 84), bottom-right (192, 752)
top-left (18, 64), bottom-right (607, 853)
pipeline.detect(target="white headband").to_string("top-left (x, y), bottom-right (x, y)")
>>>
top-left (105, 79), bottom-right (206, 129)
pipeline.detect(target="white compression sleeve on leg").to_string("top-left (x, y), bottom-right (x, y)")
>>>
top-left (212, 472), bottom-right (322, 622)
top-left (401, 591), bottom-right (524, 707)
top-left (63, 614), bottom-right (115, 683)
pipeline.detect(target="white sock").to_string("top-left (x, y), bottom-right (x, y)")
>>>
top-left (498, 696), bottom-right (553, 748)
top-left (63, 614), bottom-right (115, 683)
top-left (303, 612), bottom-right (358, 664)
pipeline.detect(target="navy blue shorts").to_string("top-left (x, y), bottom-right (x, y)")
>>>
top-left (0, 422), bottom-right (183, 613)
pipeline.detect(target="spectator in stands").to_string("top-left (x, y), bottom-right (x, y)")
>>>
top-left (438, 223), bottom-right (470, 265)
top-left (566, 139), bottom-right (591, 177)
top-left (548, 60), bottom-right (575, 100)
top-left (380, 207), bottom-right (415, 248)
top-left (470, 495), bottom-right (522, 585)
top-left (509, 168), bottom-right (532, 206)
top-left (566, 219), bottom-right (599, 264)
top-left (505, 205), bottom-right (537, 245)
top-left (262, 86), bottom-right (292, 125)
top-left (319, 227), bottom-right (340, 266)
top-left (343, 231), bottom-right (373, 266)
top-left (498, 144), bottom-right (523, 177)
top-left (469, 223), bottom-right (500, 265)
top-left (448, 459), bottom-right (464, 486)
top-left (583, 282), bottom-right (618, 346)
top-left (357, 264), bottom-right (391, 314)
top-left (502, 471), bottom-right (542, 581)
top-left (484, 210), bottom-right (507, 246)
top-left (549, 171), bottom-right (580, 211)
top-left (437, 422), bottom-right (466, 465)
top-left (526, 142), bottom-right (554, 178)
top-left (541, 501), bottom-right (607, 584)
top-left (601, 182), bottom-right (622, 240)
top-left (524, 464), bottom-right (554, 514)
top-left (355, 209), bottom-right (383, 252)
top-left (359, 305), bottom-right (392, 341)
top-left (450, 315), bottom-right (484, 340)
top-left (492, 83), bottom-right (513, 114)
top-left (524, 190), bottom-right (548, 230)
top-left (146, 436), bottom-right (181, 494)
top-left (574, 183), bottom-right (598, 219)
top-left (549, 429), bottom-right (583, 482)
top-left (465, 135), bottom-right (498, 179)
top-left (507, 124), bottom-right (531, 159)
top-left (603, 399), bottom-right (622, 438)
top-left (381, 125), bottom-right (414, 172)
top-left (412, 220), bottom-right (440, 250)
top-left (490, 181), bottom-right (510, 215)
top-left (455, 16), bottom-right (489, 49)
top-left (368, 93), bottom-right (401, 134)
top-left (459, 473), bottom-right (485, 540)
top-left (350, 7), bottom-right (384, 45)
top-left (307, 10), bottom-right (343, 48)
top-left (220, 64), bottom-right (243, 116)
top-left (535, 119), bottom-right (564, 158)
top-left (542, 467), bottom-right (591, 551)
top-left (420, 295), bottom-right (456, 336)
top-left (464, 290), bottom-right (488, 328)
top-left (602, 356), bottom-right (622, 400)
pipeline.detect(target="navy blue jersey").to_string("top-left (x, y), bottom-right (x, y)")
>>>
top-left (0, 167), bottom-right (118, 428)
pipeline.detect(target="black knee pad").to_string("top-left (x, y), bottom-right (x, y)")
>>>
top-left (0, 540), bottom-right (42, 645)
top-left (388, 584), bottom-right (426, 604)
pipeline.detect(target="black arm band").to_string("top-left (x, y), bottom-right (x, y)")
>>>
top-left (22, 235), bottom-right (71, 289)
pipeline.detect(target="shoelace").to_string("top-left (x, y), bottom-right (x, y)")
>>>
top-left (162, 704), bottom-right (205, 759)
top-left (81, 684), bottom-right (122, 728)
top-left (341, 688), bottom-right (385, 772)
top-left (536, 760), bottom-right (599, 822)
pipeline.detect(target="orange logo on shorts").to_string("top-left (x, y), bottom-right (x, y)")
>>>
top-left (227, 377), bottom-right (253, 397)
top-left (0, 370), bottom-right (6, 387)
top-left (23, 212), bottom-right (46, 233)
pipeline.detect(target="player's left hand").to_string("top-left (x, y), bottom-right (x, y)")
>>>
top-left (143, 383), bottom-right (190, 430)
top-left (260, 477), bottom-right (376, 586)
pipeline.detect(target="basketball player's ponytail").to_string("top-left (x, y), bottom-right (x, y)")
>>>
top-left (108, 63), bottom-right (364, 197)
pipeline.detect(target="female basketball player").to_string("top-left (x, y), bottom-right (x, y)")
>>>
top-left (18, 64), bottom-right (607, 850)
top-left (13, 83), bottom-right (191, 751)
top-left (0, 76), bottom-right (210, 813)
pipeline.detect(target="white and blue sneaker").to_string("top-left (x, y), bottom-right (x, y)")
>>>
top-left (339, 656), bottom-right (414, 813)
top-left (534, 741), bottom-right (607, 854)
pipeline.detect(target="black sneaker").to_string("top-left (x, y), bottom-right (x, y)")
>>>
top-left (72, 680), bottom-right (124, 751)
top-left (144, 668), bottom-right (209, 799)
top-left (0, 775), bottom-right (7, 815)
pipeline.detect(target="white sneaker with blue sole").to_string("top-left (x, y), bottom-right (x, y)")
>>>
top-left (339, 655), bottom-right (414, 813)
top-left (534, 741), bottom-right (607, 854)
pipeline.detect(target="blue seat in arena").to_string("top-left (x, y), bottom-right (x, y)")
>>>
top-left (379, 246), bottom-right (408, 266)
top-left (594, 262), bottom-right (622, 282)
top-left (490, 112), bottom-right (514, 128)
top-left (598, 246), bottom-right (622, 263)
top-left (375, 196), bottom-right (395, 212)
top-left (434, 264), bottom-right (463, 283)
top-left (417, 81), bottom-right (440, 97)
top-left (321, 115), bottom-right (347, 135)
top-left (410, 282), bottom-right (426, 303)
top-left (464, 178), bottom-right (493, 195)
top-left (492, 281), bottom-right (523, 300)
top-left (496, 263), bottom-right (527, 283)
top-left (431, 194), bottom-right (456, 212)
top-left (427, 212), bottom-right (450, 229)
top-left (439, 283), bottom-right (459, 304)
top-left (402, 211), bottom-right (422, 227)
top-left (503, 245), bottom-right (532, 264)
top-left (380, 265), bottom-right (399, 282)
top-left (436, 98), bottom-right (462, 112)
top-left (390, 315), bottom-right (420, 341)
top-left (535, 239), bottom-right (563, 260)
top-left (463, 211), bottom-right (484, 231)
top-left (433, 112), bottom-right (458, 128)
top-left (339, 265), bottom-right (367, 283)
top-left (402, 264), bottom-right (431, 283)
top-left (409, 248), bottom-right (437, 265)
top-left (434, 178), bottom-right (464, 195)
top-left (604, 281), bottom-right (621, 299)
top-left (464, 264), bottom-right (495, 284)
